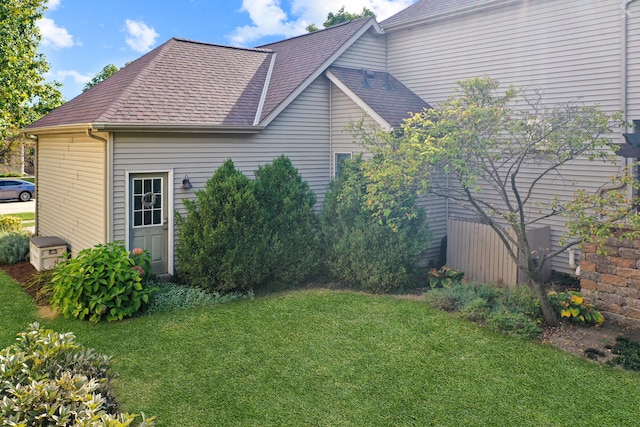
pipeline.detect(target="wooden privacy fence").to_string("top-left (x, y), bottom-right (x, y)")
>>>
top-left (447, 218), bottom-right (551, 286)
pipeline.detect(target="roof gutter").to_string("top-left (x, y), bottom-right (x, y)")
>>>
top-left (382, 0), bottom-right (520, 32)
top-left (25, 122), bottom-right (264, 135)
top-left (91, 123), bottom-right (264, 134)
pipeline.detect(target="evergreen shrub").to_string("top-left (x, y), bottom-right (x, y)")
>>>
top-left (176, 160), bottom-right (269, 292)
top-left (176, 157), bottom-right (322, 292)
top-left (254, 155), bottom-right (320, 288)
top-left (320, 157), bottom-right (430, 293)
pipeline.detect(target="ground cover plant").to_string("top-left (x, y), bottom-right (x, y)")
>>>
top-left (0, 231), bottom-right (30, 264)
top-left (1, 272), bottom-right (639, 426)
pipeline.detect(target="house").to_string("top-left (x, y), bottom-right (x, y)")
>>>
top-left (379, 0), bottom-right (640, 276)
top-left (25, 0), bottom-right (640, 280)
top-left (24, 17), bottom-right (428, 275)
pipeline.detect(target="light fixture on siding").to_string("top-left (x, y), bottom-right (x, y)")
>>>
top-left (182, 175), bottom-right (193, 189)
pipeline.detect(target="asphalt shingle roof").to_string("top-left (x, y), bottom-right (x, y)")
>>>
top-left (27, 39), bottom-right (273, 129)
top-left (328, 66), bottom-right (430, 127)
top-left (256, 17), bottom-right (375, 122)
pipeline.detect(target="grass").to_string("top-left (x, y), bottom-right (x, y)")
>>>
top-left (4, 212), bottom-right (35, 222)
top-left (1, 273), bottom-right (639, 426)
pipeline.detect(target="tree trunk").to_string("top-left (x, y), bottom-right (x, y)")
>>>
top-left (530, 279), bottom-right (558, 326)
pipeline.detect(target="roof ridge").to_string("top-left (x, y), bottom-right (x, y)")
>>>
top-left (171, 37), bottom-right (273, 53)
top-left (255, 16), bottom-right (375, 49)
top-left (94, 39), bottom-right (176, 123)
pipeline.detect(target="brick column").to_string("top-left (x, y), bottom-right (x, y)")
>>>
top-left (580, 236), bottom-right (640, 327)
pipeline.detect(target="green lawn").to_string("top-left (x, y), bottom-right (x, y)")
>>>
top-left (1, 272), bottom-right (639, 426)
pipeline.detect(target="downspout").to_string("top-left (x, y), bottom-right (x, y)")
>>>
top-left (86, 129), bottom-right (109, 243)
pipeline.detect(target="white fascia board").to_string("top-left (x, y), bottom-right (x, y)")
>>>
top-left (325, 70), bottom-right (392, 132)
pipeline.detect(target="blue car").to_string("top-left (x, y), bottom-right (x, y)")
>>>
top-left (0, 179), bottom-right (35, 202)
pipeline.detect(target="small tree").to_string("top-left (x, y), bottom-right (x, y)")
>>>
top-left (307, 6), bottom-right (375, 32)
top-left (83, 64), bottom-right (119, 91)
top-left (358, 76), bottom-right (639, 325)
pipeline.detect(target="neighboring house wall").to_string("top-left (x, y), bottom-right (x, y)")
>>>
top-left (111, 77), bottom-right (332, 257)
top-left (332, 29), bottom-right (387, 70)
top-left (36, 132), bottom-right (107, 255)
top-left (626, 1), bottom-right (640, 120)
top-left (385, 0), bottom-right (625, 274)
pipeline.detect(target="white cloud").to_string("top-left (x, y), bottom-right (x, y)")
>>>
top-left (38, 17), bottom-right (74, 49)
top-left (228, 0), bottom-right (415, 46)
top-left (125, 19), bottom-right (159, 53)
top-left (49, 70), bottom-right (92, 85)
top-left (46, 0), bottom-right (62, 10)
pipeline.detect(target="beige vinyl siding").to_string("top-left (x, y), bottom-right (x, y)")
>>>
top-left (386, 0), bottom-right (624, 274)
top-left (627, 1), bottom-right (640, 120)
top-left (112, 77), bottom-right (331, 248)
top-left (36, 133), bottom-right (107, 255)
top-left (333, 29), bottom-right (387, 70)
top-left (330, 81), bottom-right (374, 174)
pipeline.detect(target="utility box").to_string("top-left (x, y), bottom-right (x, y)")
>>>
top-left (30, 236), bottom-right (68, 271)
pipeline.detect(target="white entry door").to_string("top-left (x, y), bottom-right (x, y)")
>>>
top-left (129, 173), bottom-right (168, 275)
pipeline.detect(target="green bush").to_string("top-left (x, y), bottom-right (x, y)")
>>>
top-left (176, 160), bottom-right (269, 292)
top-left (50, 242), bottom-right (156, 322)
top-left (254, 155), bottom-right (320, 288)
top-left (144, 281), bottom-right (254, 315)
top-left (0, 323), bottom-right (155, 426)
top-left (0, 215), bottom-right (22, 233)
top-left (320, 157), bottom-right (430, 293)
top-left (0, 231), bottom-right (30, 264)
top-left (424, 282), bottom-right (542, 338)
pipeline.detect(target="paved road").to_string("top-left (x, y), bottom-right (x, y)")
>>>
top-left (0, 200), bottom-right (35, 215)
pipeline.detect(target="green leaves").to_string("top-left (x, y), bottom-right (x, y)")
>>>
top-left (49, 242), bottom-right (156, 322)
top-left (1, 0), bottom-right (63, 152)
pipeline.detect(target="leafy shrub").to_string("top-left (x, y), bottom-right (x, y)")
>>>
top-left (176, 159), bottom-right (269, 292)
top-left (0, 215), bottom-right (22, 233)
top-left (320, 157), bottom-right (430, 293)
top-left (461, 297), bottom-right (491, 322)
top-left (0, 323), bottom-right (155, 426)
top-left (144, 281), bottom-right (254, 315)
top-left (428, 266), bottom-right (464, 288)
top-left (254, 155), bottom-right (320, 288)
top-left (547, 290), bottom-right (604, 325)
top-left (424, 282), bottom-right (542, 338)
top-left (486, 311), bottom-right (542, 340)
top-left (0, 231), bottom-right (30, 264)
top-left (50, 242), bottom-right (156, 322)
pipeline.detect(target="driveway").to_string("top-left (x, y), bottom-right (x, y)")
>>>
top-left (0, 200), bottom-right (35, 215)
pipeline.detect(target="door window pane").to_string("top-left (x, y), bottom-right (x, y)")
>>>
top-left (132, 177), bottom-right (163, 228)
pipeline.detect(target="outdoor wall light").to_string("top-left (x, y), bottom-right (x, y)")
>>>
top-left (182, 175), bottom-right (193, 189)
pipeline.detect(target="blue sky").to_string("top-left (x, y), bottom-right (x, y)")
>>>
top-left (39, 0), bottom-right (416, 101)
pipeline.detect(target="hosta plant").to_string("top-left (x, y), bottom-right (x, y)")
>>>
top-left (50, 242), bottom-right (156, 322)
top-left (428, 266), bottom-right (465, 288)
top-left (547, 290), bottom-right (604, 325)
